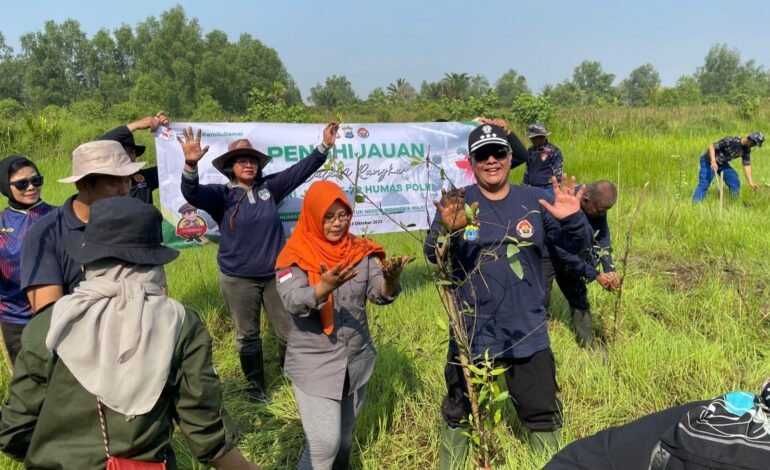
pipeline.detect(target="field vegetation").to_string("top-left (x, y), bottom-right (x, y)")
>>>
top-left (2, 5), bottom-right (770, 468)
top-left (1, 104), bottom-right (769, 469)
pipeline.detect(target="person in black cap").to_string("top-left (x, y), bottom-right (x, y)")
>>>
top-left (178, 122), bottom-right (339, 403)
top-left (0, 197), bottom-right (260, 469)
top-left (692, 131), bottom-right (765, 202)
top-left (524, 123), bottom-right (564, 190)
top-left (0, 155), bottom-right (54, 363)
top-left (424, 123), bottom-right (592, 467)
top-left (99, 112), bottom-right (170, 204)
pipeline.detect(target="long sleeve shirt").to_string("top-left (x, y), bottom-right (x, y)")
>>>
top-left (276, 255), bottom-right (400, 400)
top-left (424, 184), bottom-right (592, 359)
top-left (0, 306), bottom-right (238, 469)
top-left (181, 148), bottom-right (327, 278)
top-left (548, 212), bottom-right (615, 282)
top-left (524, 142), bottom-right (564, 188)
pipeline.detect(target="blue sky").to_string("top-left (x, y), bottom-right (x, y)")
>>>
top-left (2, 0), bottom-right (769, 100)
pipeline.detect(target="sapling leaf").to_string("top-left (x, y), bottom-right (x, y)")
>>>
top-left (464, 203), bottom-right (475, 222)
top-left (355, 194), bottom-right (365, 203)
top-left (494, 391), bottom-right (509, 402)
top-left (510, 259), bottom-right (524, 279)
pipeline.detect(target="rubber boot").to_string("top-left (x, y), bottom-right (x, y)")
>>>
top-left (277, 340), bottom-right (287, 371)
top-left (529, 428), bottom-right (561, 454)
top-left (239, 350), bottom-right (268, 403)
top-left (570, 307), bottom-right (594, 348)
top-left (439, 424), bottom-right (469, 470)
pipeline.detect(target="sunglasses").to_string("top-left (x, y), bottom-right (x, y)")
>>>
top-left (10, 175), bottom-right (44, 190)
top-left (471, 147), bottom-right (510, 162)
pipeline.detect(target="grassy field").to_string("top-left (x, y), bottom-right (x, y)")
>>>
top-left (1, 106), bottom-right (770, 469)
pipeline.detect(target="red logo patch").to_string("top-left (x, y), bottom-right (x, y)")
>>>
top-left (515, 219), bottom-right (534, 239)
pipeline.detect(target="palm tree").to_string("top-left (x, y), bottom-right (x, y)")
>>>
top-left (440, 72), bottom-right (471, 100)
top-left (386, 78), bottom-right (416, 101)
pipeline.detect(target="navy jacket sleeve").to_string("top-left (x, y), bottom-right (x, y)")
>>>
top-left (508, 131), bottom-right (528, 170)
top-left (180, 172), bottom-right (227, 225)
top-left (145, 167), bottom-right (159, 191)
top-left (550, 146), bottom-right (564, 181)
top-left (265, 148), bottom-right (328, 202)
top-left (592, 214), bottom-right (616, 273)
top-left (549, 244), bottom-right (599, 281)
top-left (542, 210), bottom-right (592, 257)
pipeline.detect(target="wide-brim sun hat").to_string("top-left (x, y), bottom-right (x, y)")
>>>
top-left (58, 140), bottom-right (146, 183)
top-left (66, 197), bottom-right (178, 266)
top-left (211, 139), bottom-right (270, 177)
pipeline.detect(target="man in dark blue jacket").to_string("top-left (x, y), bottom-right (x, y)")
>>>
top-left (524, 123), bottom-right (564, 189)
top-left (424, 123), bottom-right (592, 468)
top-left (543, 180), bottom-right (619, 348)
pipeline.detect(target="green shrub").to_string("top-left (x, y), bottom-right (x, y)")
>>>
top-left (511, 93), bottom-right (554, 125)
top-left (0, 98), bottom-right (25, 120)
top-left (69, 99), bottom-right (104, 120)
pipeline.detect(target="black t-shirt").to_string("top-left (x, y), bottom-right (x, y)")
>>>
top-left (130, 167), bottom-right (159, 204)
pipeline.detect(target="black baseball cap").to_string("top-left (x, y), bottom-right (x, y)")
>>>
top-left (99, 125), bottom-right (146, 157)
top-left (468, 124), bottom-right (510, 156)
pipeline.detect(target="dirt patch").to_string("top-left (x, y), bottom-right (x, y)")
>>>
top-left (663, 262), bottom-right (708, 292)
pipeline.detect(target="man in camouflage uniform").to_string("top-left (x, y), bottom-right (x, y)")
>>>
top-left (692, 131), bottom-right (765, 202)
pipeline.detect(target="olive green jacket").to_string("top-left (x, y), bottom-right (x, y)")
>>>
top-left (0, 305), bottom-right (238, 469)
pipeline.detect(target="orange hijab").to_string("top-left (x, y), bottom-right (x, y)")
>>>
top-left (275, 181), bottom-right (385, 335)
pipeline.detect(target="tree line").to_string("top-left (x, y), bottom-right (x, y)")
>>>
top-left (2, 6), bottom-right (770, 121)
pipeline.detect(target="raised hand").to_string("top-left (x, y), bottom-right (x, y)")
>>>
top-left (322, 122), bottom-right (340, 148)
top-left (432, 186), bottom-right (468, 232)
top-left (319, 263), bottom-right (357, 291)
top-left (379, 255), bottom-right (411, 295)
top-left (539, 173), bottom-right (585, 221)
top-left (151, 111), bottom-right (170, 131)
top-left (176, 127), bottom-right (210, 165)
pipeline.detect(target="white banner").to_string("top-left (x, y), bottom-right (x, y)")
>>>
top-left (156, 122), bottom-right (477, 247)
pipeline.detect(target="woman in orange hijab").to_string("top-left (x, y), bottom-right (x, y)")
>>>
top-left (275, 180), bottom-right (408, 470)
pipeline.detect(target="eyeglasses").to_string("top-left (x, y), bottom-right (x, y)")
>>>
top-left (323, 213), bottom-right (351, 224)
top-left (10, 175), bottom-right (44, 190)
top-left (471, 147), bottom-right (510, 162)
top-left (234, 157), bottom-right (258, 167)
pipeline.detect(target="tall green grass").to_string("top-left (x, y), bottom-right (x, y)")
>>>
top-left (1, 107), bottom-right (769, 469)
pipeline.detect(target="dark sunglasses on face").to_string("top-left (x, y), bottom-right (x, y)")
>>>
top-left (10, 175), bottom-right (44, 190)
top-left (471, 147), bottom-right (510, 162)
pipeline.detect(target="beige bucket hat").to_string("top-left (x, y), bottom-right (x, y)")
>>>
top-left (58, 140), bottom-right (146, 183)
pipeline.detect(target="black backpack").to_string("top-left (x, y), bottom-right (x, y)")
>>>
top-left (650, 390), bottom-right (770, 470)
